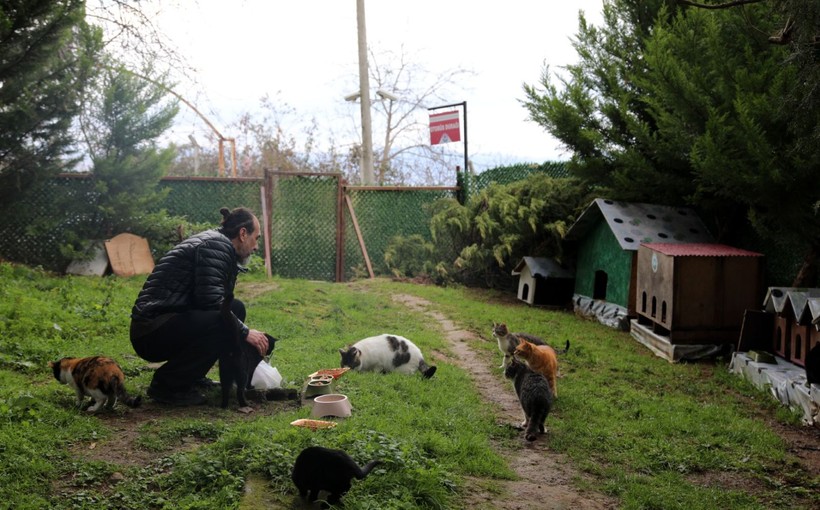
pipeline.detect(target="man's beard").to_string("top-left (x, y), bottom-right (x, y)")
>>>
top-left (239, 255), bottom-right (251, 267)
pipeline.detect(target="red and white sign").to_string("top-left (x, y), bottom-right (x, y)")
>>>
top-left (429, 111), bottom-right (461, 145)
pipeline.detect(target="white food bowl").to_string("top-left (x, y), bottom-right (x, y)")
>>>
top-left (310, 393), bottom-right (352, 418)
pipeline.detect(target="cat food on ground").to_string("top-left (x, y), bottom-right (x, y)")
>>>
top-left (309, 367), bottom-right (350, 379)
top-left (290, 418), bottom-right (338, 430)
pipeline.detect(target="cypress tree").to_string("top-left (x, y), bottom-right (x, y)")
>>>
top-left (0, 0), bottom-right (101, 203)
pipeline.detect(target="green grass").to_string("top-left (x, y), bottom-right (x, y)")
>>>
top-left (0, 262), bottom-right (817, 509)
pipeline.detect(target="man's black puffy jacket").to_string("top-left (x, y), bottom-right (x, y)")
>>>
top-left (131, 229), bottom-right (249, 336)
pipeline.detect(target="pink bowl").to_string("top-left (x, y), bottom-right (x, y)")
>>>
top-left (311, 393), bottom-right (352, 418)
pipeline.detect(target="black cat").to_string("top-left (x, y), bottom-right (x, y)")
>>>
top-left (504, 358), bottom-right (554, 441)
top-left (292, 446), bottom-right (381, 506)
top-left (218, 293), bottom-right (276, 409)
top-left (806, 343), bottom-right (820, 387)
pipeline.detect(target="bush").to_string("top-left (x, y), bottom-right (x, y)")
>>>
top-left (383, 174), bottom-right (589, 288)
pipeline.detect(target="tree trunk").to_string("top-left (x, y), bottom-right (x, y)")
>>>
top-left (791, 242), bottom-right (819, 287)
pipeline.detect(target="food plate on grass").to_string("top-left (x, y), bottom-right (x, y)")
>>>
top-left (290, 418), bottom-right (338, 430)
top-left (308, 367), bottom-right (350, 380)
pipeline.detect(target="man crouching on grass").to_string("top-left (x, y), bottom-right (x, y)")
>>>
top-left (130, 207), bottom-right (272, 405)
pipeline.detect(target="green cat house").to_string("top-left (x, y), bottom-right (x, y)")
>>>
top-left (563, 198), bottom-right (713, 330)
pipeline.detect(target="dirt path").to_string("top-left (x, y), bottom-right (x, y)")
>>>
top-left (392, 294), bottom-right (616, 510)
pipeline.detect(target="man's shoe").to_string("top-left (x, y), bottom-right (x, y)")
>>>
top-left (147, 384), bottom-right (207, 406)
top-left (192, 377), bottom-right (219, 389)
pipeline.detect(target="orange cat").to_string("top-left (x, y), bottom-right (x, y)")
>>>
top-left (514, 340), bottom-right (559, 397)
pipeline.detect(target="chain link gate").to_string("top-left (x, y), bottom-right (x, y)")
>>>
top-left (261, 171), bottom-right (459, 282)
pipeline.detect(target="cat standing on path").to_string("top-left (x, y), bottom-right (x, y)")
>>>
top-left (492, 322), bottom-right (569, 369)
top-left (504, 358), bottom-right (553, 441)
top-left (50, 356), bottom-right (142, 412)
top-left (514, 339), bottom-right (561, 397)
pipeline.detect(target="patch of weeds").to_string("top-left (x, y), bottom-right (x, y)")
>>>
top-left (65, 460), bottom-right (117, 487)
top-left (135, 419), bottom-right (225, 452)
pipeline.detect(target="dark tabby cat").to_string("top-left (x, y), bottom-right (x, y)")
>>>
top-left (218, 293), bottom-right (277, 409)
top-left (292, 446), bottom-right (381, 506)
top-left (492, 322), bottom-right (569, 368)
top-left (50, 356), bottom-right (141, 412)
top-left (806, 343), bottom-right (820, 386)
top-left (504, 358), bottom-right (553, 441)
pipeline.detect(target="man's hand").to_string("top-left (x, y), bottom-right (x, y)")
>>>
top-left (245, 329), bottom-right (269, 357)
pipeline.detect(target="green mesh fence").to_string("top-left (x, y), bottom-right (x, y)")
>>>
top-left (160, 177), bottom-right (263, 223)
top-left (0, 175), bottom-right (98, 270)
top-left (0, 174), bottom-right (264, 272)
top-left (465, 161), bottom-right (569, 198)
top-left (0, 173), bottom-right (458, 280)
top-left (343, 187), bottom-right (457, 280)
top-left (268, 174), bottom-right (340, 281)
top-left (0, 166), bottom-right (810, 286)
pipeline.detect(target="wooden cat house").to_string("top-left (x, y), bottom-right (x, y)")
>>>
top-left (511, 256), bottom-right (574, 307)
top-left (563, 198), bottom-right (713, 329)
top-left (635, 243), bottom-right (764, 345)
top-left (763, 287), bottom-right (820, 367)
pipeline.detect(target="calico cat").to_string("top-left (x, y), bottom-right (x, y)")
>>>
top-left (492, 322), bottom-right (570, 369)
top-left (49, 356), bottom-right (141, 412)
top-left (291, 446), bottom-right (381, 506)
top-left (339, 334), bottom-right (436, 378)
top-left (218, 293), bottom-right (277, 409)
top-left (514, 339), bottom-right (561, 397)
top-left (504, 358), bottom-right (553, 441)
top-left (806, 343), bottom-right (820, 387)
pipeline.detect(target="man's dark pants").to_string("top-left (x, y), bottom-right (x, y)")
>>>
top-left (131, 299), bottom-right (256, 392)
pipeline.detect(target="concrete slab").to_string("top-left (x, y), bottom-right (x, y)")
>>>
top-left (730, 352), bottom-right (819, 427)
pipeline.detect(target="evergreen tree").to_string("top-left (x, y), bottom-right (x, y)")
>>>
top-left (0, 0), bottom-right (101, 203)
top-left (63, 63), bottom-right (179, 253)
top-left (523, 0), bottom-right (819, 284)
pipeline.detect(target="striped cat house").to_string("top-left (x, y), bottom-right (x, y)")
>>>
top-left (763, 287), bottom-right (820, 367)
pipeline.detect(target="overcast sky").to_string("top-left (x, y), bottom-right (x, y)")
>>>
top-left (147, 1), bottom-right (605, 173)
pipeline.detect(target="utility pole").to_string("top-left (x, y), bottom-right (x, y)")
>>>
top-left (356, 0), bottom-right (375, 185)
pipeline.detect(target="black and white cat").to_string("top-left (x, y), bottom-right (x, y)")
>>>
top-left (291, 446), bottom-right (381, 506)
top-left (504, 357), bottom-right (553, 441)
top-left (339, 334), bottom-right (436, 378)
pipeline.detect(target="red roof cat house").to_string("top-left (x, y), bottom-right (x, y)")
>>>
top-left (632, 243), bottom-right (764, 360)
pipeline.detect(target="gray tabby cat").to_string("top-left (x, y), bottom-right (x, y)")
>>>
top-left (504, 357), bottom-right (553, 441)
top-left (492, 322), bottom-right (548, 368)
